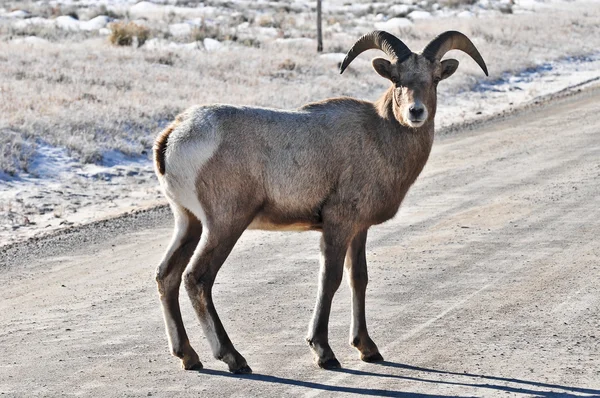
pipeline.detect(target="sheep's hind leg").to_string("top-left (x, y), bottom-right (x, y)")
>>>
top-left (156, 205), bottom-right (203, 370)
top-left (307, 224), bottom-right (353, 369)
top-left (183, 217), bottom-right (252, 374)
top-left (345, 229), bottom-right (383, 362)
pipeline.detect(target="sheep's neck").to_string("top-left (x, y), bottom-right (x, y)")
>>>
top-left (373, 86), bottom-right (436, 196)
top-left (375, 86), bottom-right (403, 123)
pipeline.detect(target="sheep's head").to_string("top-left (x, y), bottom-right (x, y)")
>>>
top-left (340, 31), bottom-right (488, 128)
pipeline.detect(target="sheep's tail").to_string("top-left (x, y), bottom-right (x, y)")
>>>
top-left (153, 119), bottom-right (179, 176)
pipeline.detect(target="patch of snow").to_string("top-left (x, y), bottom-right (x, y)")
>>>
top-left (79, 15), bottom-right (110, 31)
top-left (319, 52), bottom-right (347, 64)
top-left (169, 22), bottom-right (193, 37)
top-left (325, 22), bottom-right (343, 34)
top-left (143, 37), bottom-right (201, 51)
top-left (0, 143), bottom-right (161, 244)
top-left (12, 36), bottom-right (50, 45)
top-left (457, 10), bottom-right (475, 18)
top-left (6, 10), bottom-right (30, 18)
top-left (237, 22), bottom-right (251, 31)
top-left (13, 17), bottom-right (55, 29)
top-left (27, 143), bottom-right (79, 179)
top-left (407, 10), bottom-right (433, 20)
top-left (193, 5), bottom-right (218, 18)
top-left (170, 41), bottom-right (201, 51)
top-left (374, 17), bottom-right (413, 32)
top-left (185, 18), bottom-right (205, 27)
top-left (256, 26), bottom-right (280, 41)
top-left (203, 38), bottom-right (223, 51)
top-left (129, 1), bottom-right (162, 19)
top-left (346, 4), bottom-right (372, 15)
top-left (55, 16), bottom-right (81, 31)
top-left (99, 150), bottom-right (147, 168)
top-left (181, 42), bottom-right (202, 51)
top-left (389, 4), bottom-right (412, 17)
top-left (143, 37), bottom-right (166, 50)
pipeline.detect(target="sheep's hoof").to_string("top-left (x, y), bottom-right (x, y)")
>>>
top-left (179, 348), bottom-right (202, 371)
top-left (187, 362), bottom-right (204, 371)
top-left (231, 365), bottom-right (253, 374)
top-left (361, 352), bottom-right (384, 363)
top-left (318, 358), bottom-right (341, 370)
top-left (181, 358), bottom-right (203, 371)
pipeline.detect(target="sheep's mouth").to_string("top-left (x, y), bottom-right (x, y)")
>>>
top-left (407, 118), bottom-right (426, 127)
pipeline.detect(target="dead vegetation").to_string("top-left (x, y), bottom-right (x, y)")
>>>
top-left (1, 4), bottom-right (600, 174)
top-left (109, 21), bottom-right (150, 47)
top-left (0, 132), bottom-right (36, 176)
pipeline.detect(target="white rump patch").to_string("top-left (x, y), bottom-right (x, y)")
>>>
top-left (158, 109), bottom-right (221, 226)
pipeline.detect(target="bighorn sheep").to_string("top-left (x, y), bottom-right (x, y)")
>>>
top-left (153, 30), bottom-right (488, 373)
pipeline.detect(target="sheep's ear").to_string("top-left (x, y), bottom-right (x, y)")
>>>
top-left (440, 59), bottom-right (459, 80)
top-left (372, 57), bottom-right (392, 80)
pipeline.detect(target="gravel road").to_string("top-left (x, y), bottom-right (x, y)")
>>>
top-left (1, 87), bottom-right (599, 397)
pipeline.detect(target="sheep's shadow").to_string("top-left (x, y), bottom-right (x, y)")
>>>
top-left (197, 367), bottom-right (459, 398)
top-left (195, 361), bottom-right (600, 398)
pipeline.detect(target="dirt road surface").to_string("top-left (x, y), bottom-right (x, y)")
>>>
top-left (1, 87), bottom-right (599, 397)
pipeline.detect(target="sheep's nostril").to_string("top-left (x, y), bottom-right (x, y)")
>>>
top-left (409, 106), bottom-right (425, 118)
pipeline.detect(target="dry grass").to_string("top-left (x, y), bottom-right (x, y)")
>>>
top-left (1, 5), bottom-right (600, 173)
top-left (189, 19), bottom-right (226, 42)
top-left (109, 22), bottom-right (150, 47)
top-left (0, 132), bottom-right (36, 176)
top-left (0, 19), bottom-right (95, 42)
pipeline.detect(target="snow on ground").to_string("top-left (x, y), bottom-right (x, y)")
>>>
top-left (437, 52), bottom-right (600, 125)
top-left (0, 145), bottom-right (163, 245)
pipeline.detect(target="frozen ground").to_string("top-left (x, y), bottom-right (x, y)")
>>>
top-left (1, 0), bottom-right (600, 245)
top-left (436, 52), bottom-right (600, 123)
top-left (0, 146), bottom-right (163, 244)
top-left (3, 50), bottom-right (599, 246)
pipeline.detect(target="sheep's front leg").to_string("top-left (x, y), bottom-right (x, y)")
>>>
top-left (307, 228), bottom-right (351, 369)
top-left (345, 229), bottom-right (383, 362)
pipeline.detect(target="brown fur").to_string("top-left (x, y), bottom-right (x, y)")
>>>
top-left (152, 32), bottom-right (486, 373)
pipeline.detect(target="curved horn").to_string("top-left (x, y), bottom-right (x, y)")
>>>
top-left (340, 30), bottom-right (412, 74)
top-left (422, 31), bottom-right (489, 76)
